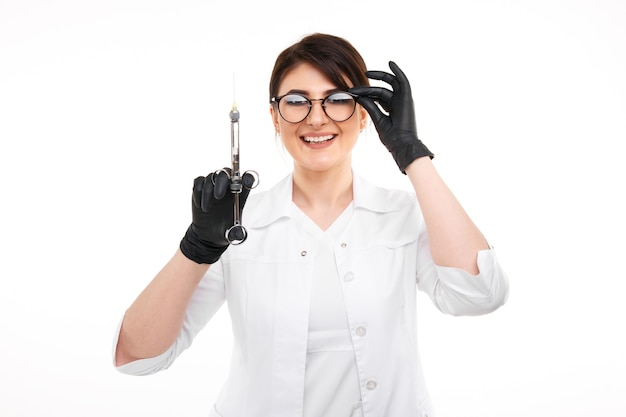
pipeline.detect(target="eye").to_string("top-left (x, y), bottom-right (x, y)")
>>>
top-left (283, 94), bottom-right (309, 106)
top-left (325, 92), bottom-right (354, 105)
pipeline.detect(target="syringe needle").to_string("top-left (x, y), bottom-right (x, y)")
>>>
top-left (232, 72), bottom-right (237, 111)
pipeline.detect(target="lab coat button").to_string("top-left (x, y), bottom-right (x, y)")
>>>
top-left (343, 272), bottom-right (355, 282)
top-left (300, 250), bottom-right (307, 257)
top-left (355, 326), bottom-right (367, 337)
top-left (365, 379), bottom-right (377, 390)
top-left (341, 242), bottom-right (347, 248)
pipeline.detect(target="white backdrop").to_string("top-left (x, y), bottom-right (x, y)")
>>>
top-left (1, 0), bottom-right (625, 416)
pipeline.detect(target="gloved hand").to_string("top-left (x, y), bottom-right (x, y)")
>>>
top-left (349, 61), bottom-right (433, 173)
top-left (179, 169), bottom-right (255, 264)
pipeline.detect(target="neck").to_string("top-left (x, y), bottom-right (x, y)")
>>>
top-left (292, 164), bottom-right (353, 230)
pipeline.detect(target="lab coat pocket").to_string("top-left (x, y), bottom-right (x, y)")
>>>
top-left (384, 234), bottom-right (418, 249)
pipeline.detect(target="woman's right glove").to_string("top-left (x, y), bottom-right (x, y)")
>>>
top-left (179, 169), bottom-right (255, 264)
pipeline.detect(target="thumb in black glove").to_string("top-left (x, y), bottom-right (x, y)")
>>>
top-left (349, 61), bottom-right (433, 173)
top-left (179, 169), bottom-right (255, 264)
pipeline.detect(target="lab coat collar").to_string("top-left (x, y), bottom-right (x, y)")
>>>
top-left (244, 171), bottom-right (404, 229)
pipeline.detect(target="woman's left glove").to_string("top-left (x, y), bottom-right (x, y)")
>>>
top-left (349, 61), bottom-right (433, 173)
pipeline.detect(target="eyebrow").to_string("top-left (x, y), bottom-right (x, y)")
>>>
top-left (284, 88), bottom-right (343, 97)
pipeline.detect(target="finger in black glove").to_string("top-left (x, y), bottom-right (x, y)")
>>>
top-left (179, 169), bottom-right (255, 264)
top-left (349, 61), bottom-right (433, 173)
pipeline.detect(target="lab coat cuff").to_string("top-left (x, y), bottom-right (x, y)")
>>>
top-left (433, 247), bottom-right (500, 299)
top-left (111, 315), bottom-right (173, 376)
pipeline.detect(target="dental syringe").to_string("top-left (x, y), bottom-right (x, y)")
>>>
top-left (223, 93), bottom-right (258, 245)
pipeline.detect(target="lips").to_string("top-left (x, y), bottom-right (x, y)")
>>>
top-left (301, 134), bottom-right (335, 144)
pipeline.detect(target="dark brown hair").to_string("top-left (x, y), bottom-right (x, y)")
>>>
top-left (269, 33), bottom-right (369, 101)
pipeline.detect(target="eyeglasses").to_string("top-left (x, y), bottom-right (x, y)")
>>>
top-left (270, 91), bottom-right (358, 124)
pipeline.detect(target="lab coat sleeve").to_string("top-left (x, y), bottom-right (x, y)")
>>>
top-left (416, 229), bottom-right (509, 316)
top-left (112, 261), bottom-right (227, 375)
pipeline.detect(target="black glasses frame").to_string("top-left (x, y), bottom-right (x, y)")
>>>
top-left (270, 91), bottom-right (358, 124)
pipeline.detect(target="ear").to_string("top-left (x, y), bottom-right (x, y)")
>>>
top-left (270, 105), bottom-right (280, 133)
top-left (358, 105), bottom-right (368, 130)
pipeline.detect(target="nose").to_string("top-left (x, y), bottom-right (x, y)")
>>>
top-left (306, 99), bottom-right (329, 126)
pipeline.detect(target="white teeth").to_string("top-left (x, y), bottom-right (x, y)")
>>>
top-left (303, 135), bottom-right (334, 143)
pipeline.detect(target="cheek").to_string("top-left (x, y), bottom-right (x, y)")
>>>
top-left (277, 120), bottom-right (298, 137)
top-left (344, 117), bottom-right (365, 137)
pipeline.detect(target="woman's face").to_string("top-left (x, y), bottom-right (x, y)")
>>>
top-left (270, 62), bottom-right (367, 174)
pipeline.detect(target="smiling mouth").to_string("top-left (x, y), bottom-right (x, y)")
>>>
top-left (302, 134), bottom-right (335, 144)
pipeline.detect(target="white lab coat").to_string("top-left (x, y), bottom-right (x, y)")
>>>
top-left (114, 172), bottom-right (509, 417)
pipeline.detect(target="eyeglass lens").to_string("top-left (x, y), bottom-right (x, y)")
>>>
top-left (277, 92), bottom-right (356, 123)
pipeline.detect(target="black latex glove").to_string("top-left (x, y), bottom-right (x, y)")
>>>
top-left (179, 169), bottom-right (255, 264)
top-left (349, 61), bottom-right (433, 173)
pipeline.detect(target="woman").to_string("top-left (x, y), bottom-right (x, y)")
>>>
top-left (113, 33), bottom-right (509, 417)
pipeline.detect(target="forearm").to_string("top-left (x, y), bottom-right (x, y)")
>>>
top-left (115, 249), bottom-right (210, 366)
top-left (406, 157), bottom-right (489, 274)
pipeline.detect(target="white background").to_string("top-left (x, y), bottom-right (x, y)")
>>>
top-left (1, 0), bottom-right (625, 415)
